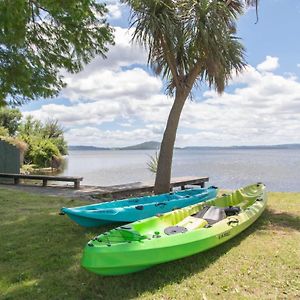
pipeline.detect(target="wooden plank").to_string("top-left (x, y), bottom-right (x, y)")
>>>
top-left (169, 177), bottom-right (209, 187)
top-left (0, 173), bottom-right (83, 189)
top-left (0, 173), bottom-right (83, 181)
top-left (95, 176), bottom-right (209, 198)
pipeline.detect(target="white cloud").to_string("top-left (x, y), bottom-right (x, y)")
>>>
top-left (25, 92), bottom-right (172, 130)
top-left (65, 127), bottom-right (160, 147)
top-left (107, 4), bottom-right (122, 19)
top-left (63, 68), bottom-right (162, 103)
top-left (62, 27), bottom-right (147, 79)
top-left (23, 50), bottom-right (300, 147)
top-left (178, 64), bottom-right (300, 146)
top-left (297, 63), bottom-right (300, 68)
top-left (256, 56), bottom-right (280, 72)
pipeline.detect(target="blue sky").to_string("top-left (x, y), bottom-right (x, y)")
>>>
top-left (22, 0), bottom-right (300, 147)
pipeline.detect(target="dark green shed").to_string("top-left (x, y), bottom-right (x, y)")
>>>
top-left (0, 139), bottom-right (20, 183)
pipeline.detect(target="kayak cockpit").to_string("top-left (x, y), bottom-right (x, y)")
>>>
top-left (89, 205), bottom-right (242, 246)
top-left (163, 205), bottom-right (241, 235)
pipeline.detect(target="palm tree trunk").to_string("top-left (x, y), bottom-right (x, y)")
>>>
top-left (154, 88), bottom-right (188, 194)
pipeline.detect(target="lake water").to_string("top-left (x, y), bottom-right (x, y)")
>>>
top-left (61, 149), bottom-right (300, 192)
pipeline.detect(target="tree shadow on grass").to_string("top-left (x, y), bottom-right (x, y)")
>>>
top-left (1, 207), bottom-right (299, 299)
top-left (261, 208), bottom-right (300, 231)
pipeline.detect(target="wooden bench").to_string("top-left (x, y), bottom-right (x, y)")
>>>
top-left (169, 176), bottom-right (209, 190)
top-left (94, 176), bottom-right (209, 198)
top-left (0, 173), bottom-right (83, 189)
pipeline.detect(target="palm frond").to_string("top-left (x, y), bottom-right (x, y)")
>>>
top-left (124, 0), bottom-right (248, 95)
top-left (147, 151), bottom-right (159, 174)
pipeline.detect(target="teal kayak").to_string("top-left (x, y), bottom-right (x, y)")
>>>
top-left (82, 183), bottom-right (267, 275)
top-left (61, 186), bottom-right (218, 227)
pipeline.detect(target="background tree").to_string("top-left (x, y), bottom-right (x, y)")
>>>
top-left (43, 120), bottom-right (68, 155)
top-left (0, 107), bottom-right (22, 135)
top-left (18, 116), bottom-right (68, 167)
top-left (125, 0), bottom-right (249, 194)
top-left (0, 0), bottom-right (114, 106)
top-left (29, 139), bottom-right (60, 168)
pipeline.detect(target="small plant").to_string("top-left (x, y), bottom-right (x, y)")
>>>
top-left (147, 151), bottom-right (159, 174)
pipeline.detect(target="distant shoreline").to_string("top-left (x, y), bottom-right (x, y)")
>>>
top-left (68, 142), bottom-right (300, 151)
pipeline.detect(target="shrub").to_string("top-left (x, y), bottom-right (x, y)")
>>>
top-left (29, 139), bottom-right (61, 168)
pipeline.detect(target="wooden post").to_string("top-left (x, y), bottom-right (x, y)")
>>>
top-left (14, 178), bottom-right (20, 185)
top-left (74, 180), bottom-right (80, 189)
top-left (42, 179), bottom-right (47, 187)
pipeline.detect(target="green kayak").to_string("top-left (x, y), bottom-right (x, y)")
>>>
top-left (82, 183), bottom-right (267, 276)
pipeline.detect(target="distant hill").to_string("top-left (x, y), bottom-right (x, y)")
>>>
top-left (69, 143), bottom-right (300, 151)
top-left (182, 144), bottom-right (300, 150)
top-left (120, 141), bottom-right (161, 150)
top-left (68, 145), bottom-right (109, 151)
top-left (68, 141), bottom-right (161, 151)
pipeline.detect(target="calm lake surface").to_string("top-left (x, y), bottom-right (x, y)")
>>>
top-left (61, 149), bottom-right (300, 192)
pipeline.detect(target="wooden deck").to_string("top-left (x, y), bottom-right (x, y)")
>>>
top-left (0, 173), bottom-right (83, 189)
top-left (94, 176), bottom-right (209, 198)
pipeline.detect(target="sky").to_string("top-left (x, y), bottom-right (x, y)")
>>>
top-left (21, 0), bottom-right (300, 147)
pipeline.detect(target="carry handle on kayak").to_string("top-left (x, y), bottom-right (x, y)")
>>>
top-left (227, 217), bottom-right (239, 226)
top-left (155, 202), bottom-right (167, 207)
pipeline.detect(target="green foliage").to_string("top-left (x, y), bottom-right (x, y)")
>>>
top-left (0, 0), bottom-right (114, 106)
top-left (0, 125), bottom-right (9, 137)
top-left (0, 107), bottom-right (22, 135)
top-left (124, 0), bottom-right (246, 95)
top-left (18, 116), bottom-right (68, 167)
top-left (147, 151), bottom-right (159, 174)
top-left (42, 120), bottom-right (68, 155)
top-left (30, 139), bottom-right (60, 168)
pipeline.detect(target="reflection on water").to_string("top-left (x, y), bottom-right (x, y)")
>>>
top-left (61, 149), bottom-right (300, 192)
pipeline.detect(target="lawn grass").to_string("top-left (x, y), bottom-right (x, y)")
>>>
top-left (0, 188), bottom-right (299, 300)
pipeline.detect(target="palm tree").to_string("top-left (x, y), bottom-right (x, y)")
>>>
top-left (124, 0), bottom-right (250, 194)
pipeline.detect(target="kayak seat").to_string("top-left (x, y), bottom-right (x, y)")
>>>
top-left (192, 205), bottom-right (241, 225)
top-left (176, 216), bottom-right (208, 231)
top-left (164, 216), bottom-right (208, 235)
top-left (164, 205), bottom-right (242, 234)
top-left (193, 206), bottom-right (226, 225)
top-left (224, 206), bottom-right (241, 216)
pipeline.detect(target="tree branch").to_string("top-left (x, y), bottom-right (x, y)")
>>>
top-left (185, 57), bottom-right (203, 91)
top-left (159, 34), bottom-right (181, 88)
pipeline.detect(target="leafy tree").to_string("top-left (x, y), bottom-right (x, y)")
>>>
top-left (124, 0), bottom-right (250, 194)
top-left (0, 0), bottom-right (114, 106)
top-left (42, 120), bottom-right (68, 155)
top-left (18, 115), bottom-right (42, 138)
top-left (0, 107), bottom-right (22, 135)
top-left (50, 137), bottom-right (68, 156)
top-left (29, 138), bottom-right (60, 168)
top-left (18, 115), bottom-right (68, 167)
top-left (43, 120), bottom-right (64, 139)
